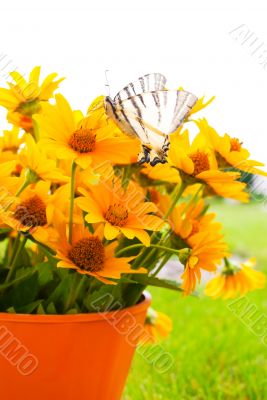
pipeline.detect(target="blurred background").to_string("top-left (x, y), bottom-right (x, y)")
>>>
top-left (0, 1), bottom-right (266, 398)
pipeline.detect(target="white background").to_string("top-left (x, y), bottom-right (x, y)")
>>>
top-left (0, 1), bottom-right (267, 167)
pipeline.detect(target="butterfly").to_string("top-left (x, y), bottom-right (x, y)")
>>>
top-left (104, 73), bottom-right (198, 166)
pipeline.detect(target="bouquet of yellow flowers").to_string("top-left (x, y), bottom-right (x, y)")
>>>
top-left (0, 66), bottom-right (265, 321)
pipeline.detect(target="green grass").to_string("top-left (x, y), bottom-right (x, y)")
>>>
top-left (124, 202), bottom-right (267, 400)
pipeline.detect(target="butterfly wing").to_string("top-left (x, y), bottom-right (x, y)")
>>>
top-left (114, 90), bottom-right (197, 150)
top-left (114, 73), bottom-right (167, 103)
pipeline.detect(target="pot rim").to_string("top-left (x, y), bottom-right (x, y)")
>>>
top-left (0, 291), bottom-right (151, 324)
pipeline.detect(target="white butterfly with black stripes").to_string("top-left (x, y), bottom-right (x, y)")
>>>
top-left (104, 73), bottom-right (198, 166)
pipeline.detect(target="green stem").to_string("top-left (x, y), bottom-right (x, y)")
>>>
top-left (164, 181), bottom-right (187, 219)
top-left (116, 243), bottom-right (182, 258)
top-left (64, 273), bottom-right (84, 312)
top-left (9, 233), bottom-right (21, 266)
top-left (6, 235), bottom-right (27, 283)
top-left (131, 182), bottom-right (187, 270)
top-left (124, 182), bottom-right (188, 306)
top-left (151, 253), bottom-right (172, 278)
top-left (4, 179), bottom-right (31, 212)
top-left (224, 258), bottom-right (230, 267)
top-left (15, 179), bottom-right (31, 197)
top-left (29, 236), bottom-right (56, 256)
top-left (116, 244), bottom-right (143, 257)
top-left (73, 275), bottom-right (87, 304)
top-left (181, 184), bottom-right (203, 216)
top-left (69, 161), bottom-right (77, 244)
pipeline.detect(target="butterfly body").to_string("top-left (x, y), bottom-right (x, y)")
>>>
top-left (104, 73), bottom-right (197, 166)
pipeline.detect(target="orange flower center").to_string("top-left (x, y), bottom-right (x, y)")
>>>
top-left (105, 203), bottom-right (129, 227)
top-left (68, 128), bottom-right (96, 153)
top-left (68, 237), bottom-right (105, 272)
top-left (14, 195), bottom-right (47, 227)
top-left (3, 145), bottom-right (19, 153)
top-left (189, 150), bottom-right (210, 176)
top-left (11, 164), bottom-right (23, 177)
top-left (230, 138), bottom-right (242, 152)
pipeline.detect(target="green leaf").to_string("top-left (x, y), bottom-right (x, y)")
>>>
top-left (45, 273), bottom-right (73, 313)
top-left (12, 246), bottom-right (32, 270)
top-left (0, 228), bottom-right (11, 236)
top-left (16, 300), bottom-right (43, 314)
top-left (6, 307), bottom-right (16, 313)
top-left (0, 271), bottom-right (39, 311)
top-left (0, 238), bottom-right (8, 263)
top-left (46, 302), bottom-right (57, 314)
top-left (35, 262), bottom-right (54, 287)
top-left (0, 268), bottom-right (9, 284)
top-left (83, 285), bottom-right (124, 313)
top-left (66, 308), bottom-right (78, 314)
top-left (15, 266), bottom-right (33, 279)
top-left (0, 272), bottom-right (34, 290)
top-left (37, 303), bottom-right (46, 314)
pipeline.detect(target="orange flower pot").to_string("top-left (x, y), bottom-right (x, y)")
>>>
top-left (0, 292), bottom-right (151, 400)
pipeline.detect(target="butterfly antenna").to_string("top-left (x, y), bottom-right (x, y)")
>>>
top-left (105, 69), bottom-right (111, 97)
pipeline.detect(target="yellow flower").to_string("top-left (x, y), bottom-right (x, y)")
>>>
top-left (87, 95), bottom-right (119, 133)
top-left (19, 134), bottom-right (69, 184)
top-left (37, 94), bottom-right (139, 169)
top-left (0, 126), bottom-right (24, 153)
top-left (0, 66), bottom-right (64, 131)
top-left (195, 119), bottom-right (267, 177)
top-left (168, 130), bottom-right (249, 202)
top-left (160, 196), bottom-right (222, 241)
top-left (47, 184), bottom-right (83, 226)
top-left (76, 176), bottom-right (163, 246)
top-left (0, 160), bottom-right (21, 194)
top-left (0, 160), bottom-right (17, 178)
top-left (0, 126), bottom-right (24, 165)
top-left (158, 194), bottom-right (229, 295)
top-left (59, 159), bottom-right (114, 189)
top-left (139, 308), bottom-right (173, 344)
top-left (205, 258), bottom-right (266, 299)
top-left (0, 180), bottom-right (58, 243)
top-left (7, 112), bottom-right (34, 132)
top-left (141, 162), bottom-right (181, 184)
top-left (52, 223), bottom-right (146, 284)
top-left (189, 95), bottom-right (215, 116)
top-left (181, 231), bottom-right (229, 295)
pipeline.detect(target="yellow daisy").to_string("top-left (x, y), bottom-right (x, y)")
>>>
top-left (140, 162), bottom-right (181, 184)
top-left (76, 176), bottom-right (164, 246)
top-left (36, 94), bottom-right (139, 169)
top-left (0, 126), bottom-right (24, 165)
top-left (7, 112), bottom-right (34, 132)
top-left (0, 126), bottom-right (24, 153)
top-left (52, 222), bottom-right (146, 284)
top-left (0, 180), bottom-right (58, 243)
top-left (157, 194), bottom-right (228, 295)
top-left (196, 118), bottom-right (267, 177)
top-left (139, 308), bottom-right (173, 344)
top-left (19, 134), bottom-right (69, 184)
top-left (0, 160), bottom-right (22, 195)
top-left (159, 195), bottom-right (222, 241)
top-left (205, 258), bottom-right (266, 299)
top-left (168, 130), bottom-right (249, 202)
top-left (189, 94), bottom-right (215, 116)
top-left (181, 231), bottom-right (229, 295)
top-left (0, 66), bottom-right (64, 131)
